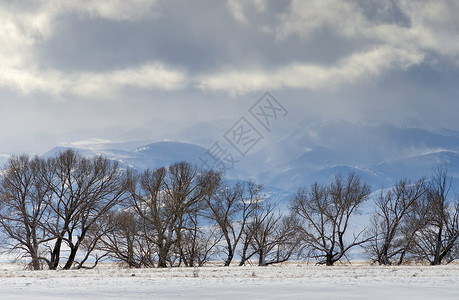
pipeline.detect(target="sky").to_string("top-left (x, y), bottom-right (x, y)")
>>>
top-left (1, 0), bottom-right (459, 154)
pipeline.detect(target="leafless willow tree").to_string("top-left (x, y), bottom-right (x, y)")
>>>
top-left (203, 180), bottom-right (261, 266)
top-left (366, 178), bottom-right (425, 265)
top-left (126, 162), bottom-right (219, 268)
top-left (0, 155), bottom-right (52, 270)
top-left (291, 173), bottom-right (371, 266)
top-left (41, 149), bottom-right (128, 270)
top-left (179, 207), bottom-right (222, 267)
top-left (0, 150), bottom-right (127, 270)
top-left (241, 203), bottom-right (300, 266)
top-left (90, 210), bottom-right (153, 268)
top-left (176, 169), bottom-right (222, 267)
top-left (408, 168), bottom-right (459, 265)
top-left (255, 212), bottom-right (301, 266)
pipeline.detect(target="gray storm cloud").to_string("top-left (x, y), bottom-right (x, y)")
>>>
top-left (0, 0), bottom-right (458, 154)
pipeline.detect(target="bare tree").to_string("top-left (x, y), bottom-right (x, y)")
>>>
top-left (127, 162), bottom-right (215, 268)
top-left (92, 209), bottom-right (153, 268)
top-left (366, 178), bottom-right (425, 265)
top-left (260, 213), bottom-right (302, 266)
top-left (165, 162), bottom-right (220, 266)
top-left (176, 169), bottom-right (222, 267)
top-left (0, 155), bottom-right (52, 270)
top-left (40, 149), bottom-right (128, 270)
top-left (291, 173), bottom-right (371, 266)
top-left (179, 207), bottom-right (222, 267)
top-left (242, 203), bottom-right (300, 266)
top-left (126, 166), bottom-right (170, 267)
top-left (75, 209), bottom-right (124, 269)
top-left (203, 180), bottom-right (260, 266)
top-left (409, 168), bottom-right (459, 265)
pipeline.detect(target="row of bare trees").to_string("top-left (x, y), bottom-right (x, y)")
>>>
top-left (366, 168), bottom-right (459, 265)
top-left (0, 149), bottom-right (457, 269)
top-left (0, 150), bottom-right (299, 269)
top-left (0, 150), bottom-right (128, 270)
top-left (95, 164), bottom-right (300, 268)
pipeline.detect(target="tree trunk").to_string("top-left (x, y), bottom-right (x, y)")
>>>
top-left (224, 249), bottom-right (234, 266)
top-left (158, 246), bottom-right (168, 268)
top-left (158, 240), bottom-right (173, 268)
top-left (63, 244), bottom-right (78, 270)
top-left (64, 229), bottom-right (87, 270)
top-left (397, 249), bottom-right (407, 265)
top-left (431, 227), bottom-right (444, 265)
top-left (258, 249), bottom-right (266, 266)
top-left (325, 254), bottom-right (334, 266)
top-left (31, 233), bottom-right (41, 270)
top-left (379, 252), bottom-right (390, 265)
top-left (379, 242), bottom-right (390, 265)
top-left (31, 256), bottom-right (41, 270)
top-left (49, 238), bottom-right (62, 270)
top-left (239, 239), bottom-right (250, 266)
top-left (29, 243), bottom-right (41, 270)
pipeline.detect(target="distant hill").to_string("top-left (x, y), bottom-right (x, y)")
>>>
top-left (43, 141), bottom-right (208, 171)
top-left (38, 120), bottom-right (459, 197)
top-left (248, 121), bottom-right (459, 192)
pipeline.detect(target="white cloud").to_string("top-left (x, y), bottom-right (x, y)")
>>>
top-left (227, 0), bottom-right (267, 24)
top-left (197, 45), bottom-right (424, 95)
top-left (72, 63), bottom-right (188, 98)
top-left (397, 0), bottom-right (459, 60)
top-left (0, 63), bottom-right (188, 98)
top-left (0, 0), bottom-right (186, 98)
top-left (277, 0), bottom-right (364, 39)
top-left (278, 0), bottom-right (459, 63)
top-left (1, 0), bottom-right (458, 98)
top-left (227, 0), bottom-right (248, 24)
top-left (0, 7), bottom-right (52, 69)
top-left (202, 0), bottom-right (458, 95)
top-left (0, 0), bottom-right (159, 65)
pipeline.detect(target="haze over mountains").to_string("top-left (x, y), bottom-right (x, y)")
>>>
top-left (26, 119), bottom-right (459, 199)
top-left (1, 0), bottom-right (458, 210)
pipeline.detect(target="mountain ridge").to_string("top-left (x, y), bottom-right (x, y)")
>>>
top-left (33, 120), bottom-right (459, 197)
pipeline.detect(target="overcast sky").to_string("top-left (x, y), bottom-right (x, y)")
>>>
top-left (1, 0), bottom-right (459, 154)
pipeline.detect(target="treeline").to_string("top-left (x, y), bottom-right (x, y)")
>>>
top-left (0, 149), bottom-right (457, 270)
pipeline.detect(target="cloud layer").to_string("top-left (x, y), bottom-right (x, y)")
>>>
top-left (0, 0), bottom-right (458, 153)
top-left (2, 0), bottom-right (458, 97)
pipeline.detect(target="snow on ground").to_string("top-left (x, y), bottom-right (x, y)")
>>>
top-left (0, 262), bottom-right (458, 299)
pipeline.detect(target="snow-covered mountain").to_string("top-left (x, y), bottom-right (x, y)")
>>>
top-left (250, 121), bottom-right (459, 192)
top-left (43, 141), bottom-right (208, 171)
top-left (40, 120), bottom-right (459, 197)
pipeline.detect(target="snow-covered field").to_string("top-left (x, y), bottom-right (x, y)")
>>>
top-left (0, 262), bottom-right (457, 299)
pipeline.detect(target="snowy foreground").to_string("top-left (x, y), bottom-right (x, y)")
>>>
top-left (0, 263), bottom-right (458, 299)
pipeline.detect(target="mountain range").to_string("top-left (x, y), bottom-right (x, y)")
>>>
top-left (27, 120), bottom-right (459, 202)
